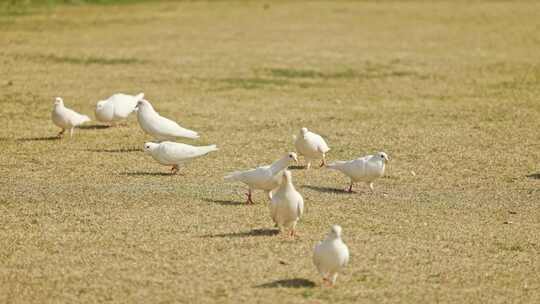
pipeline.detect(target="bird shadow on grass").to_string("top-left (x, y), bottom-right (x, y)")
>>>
top-left (302, 185), bottom-right (350, 194)
top-left (17, 136), bottom-right (61, 142)
top-left (288, 165), bottom-right (306, 170)
top-left (77, 124), bottom-right (110, 130)
top-left (88, 148), bottom-right (142, 153)
top-left (202, 198), bottom-right (245, 206)
top-left (202, 228), bottom-right (279, 238)
top-left (256, 278), bottom-right (316, 288)
top-left (120, 171), bottom-right (173, 177)
top-left (527, 173), bottom-right (540, 180)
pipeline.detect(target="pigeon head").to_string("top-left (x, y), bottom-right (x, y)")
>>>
top-left (143, 142), bottom-right (159, 153)
top-left (287, 152), bottom-right (298, 164)
top-left (329, 225), bottom-right (343, 239)
top-left (376, 152), bottom-right (390, 163)
top-left (135, 99), bottom-right (152, 111)
top-left (54, 97), bottom-right (64, 106)
top-left (96, 100), bottom-right (106, 110)
top-left (300, 127), bottom-right (308, 135)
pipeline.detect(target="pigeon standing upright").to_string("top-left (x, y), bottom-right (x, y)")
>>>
top-left (136, 99), bottom-right (199, 141)
top-left (313, 225), bottom-right (350, 286)
top-left (224, 152), bottom-right (298, 204)
top-left (327, 152), bottom-right (389, 193)
top-left (95, 93), bottom-right (144, 124)
top-left (269, 170), bottom-right (304, 236)
top-left (143, 141), bottom-right (218, 174)
top-left (293, 127), bottom-right (330, 169)
top-left (51, 97), bottom-right (91, 138)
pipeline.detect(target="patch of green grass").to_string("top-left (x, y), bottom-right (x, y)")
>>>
top-left (264, 68), bottom-right (325, 79)
top-left (262, 68), bottom-right (359, 79)
top-left (215, 78), bottom-right (292, 90)
top-left (262, 66), bottom-right (420, 81)
top-left (0, 0), bottom-right (156, 16)
top-left (38, 54), bottom-right (144, 65)
top-left (1, 1), bottom-right (540, 304)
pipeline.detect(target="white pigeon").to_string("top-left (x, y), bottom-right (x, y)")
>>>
top-left (327, 152), bottom-right (390, 193)
top-left (269, 170), bottom-right (304, 236)
top-left (143, 141), bottom-right (218, 174)
top-left (95, 93), bottom-right (144, 124)
top-left (135, 99), bottom-right (199, 141)
top-left (293, 127), bottom-right (330, 169)
top-left (51, 97), bottom-right (91, 138)
top-left (224, 152), bottom-right (298, 204)
top-left (313, 225), bottom-right (350, 286)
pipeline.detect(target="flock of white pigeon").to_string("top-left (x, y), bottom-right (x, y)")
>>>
top-left (51, 92), bottom-right (391, 287)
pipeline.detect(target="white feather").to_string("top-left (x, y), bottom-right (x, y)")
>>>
top-left (136, 99), bottom-right (199, 140)
top-left (224, 152), bottom-right (298, 192)
top-left (95, 93), bottom-right (143, 123)
top-left (313, 225), bottom-right (349, 286)
top-left (269, 170), bottom-right (304, 233)
top-left (294, 127), bottom-right (330, 167)
top-left (51, 97), bottom-right (90, 137)
top-left (144, 141), bottom-right (217, 167)
top-left (327, 152), bottom-right (388, 183)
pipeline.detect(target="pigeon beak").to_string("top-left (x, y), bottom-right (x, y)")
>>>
top-left (385, 156), bottom-right (390, 162)
top-left (293, 155), bottom-right (299, 164)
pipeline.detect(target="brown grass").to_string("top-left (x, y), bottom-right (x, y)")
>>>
top-left (0, 1), bottom-right (539, 303)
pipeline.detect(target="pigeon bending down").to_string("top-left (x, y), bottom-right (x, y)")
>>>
top-left (51, 97), bottom-right (91, 138)
top-left (224, 152), bottom-right (298, 204)
top-left (95, 93), bottom-right (144, 124)
top-left (327, 152), bottom-right (389, 193)
top-left (143, 141), bottom-right (218, 174)
top-left (136, 99), bottom-right (199, 141)
top-left (313, 225), bottom-right (350, 287)
top-left (269, 170), bottom-right (304, 237)
top-left (293, 127), bottom-right (330, 169)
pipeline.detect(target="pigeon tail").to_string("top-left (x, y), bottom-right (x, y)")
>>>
top-left (224, 171), bottom-right (242, 182)
top-left (178, 129), bottom-right (200, 139)
top-left (206, 144), bottom-right (218, 152)
top-left (81, 115), bottom-right (91, 123)
top-left (326, 161), bottom-right (346, 170)
top-left (200, 144), bottom-right (218, 154)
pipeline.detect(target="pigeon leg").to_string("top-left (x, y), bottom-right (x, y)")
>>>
top-left (57, 129), bottom-right (65, 137)
top-left (319, 155), bottom-right (326, 167)
top-left (346, 182), bottom-right (354, 193)
top-left (322, 277), bottom-right (330, 287)
top-left (368, 182), bottom-right (375, 193)
top-left (306, 161), bottom-right (311, 170)
top-left (245, 189), bottom-right (254, 204)
top-left (329, 273), bottom-right (338, 286)
top-left (69, 127), bottom-right (74, 138)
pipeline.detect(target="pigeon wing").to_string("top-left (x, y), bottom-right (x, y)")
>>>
top-left (112, 94), bottom-right (138, 118)
top-left (155, 114), bottom-right (199, 139)
top-left (235, 166), bottom-right (273, 186)
top-left (158, 142), bottom-right (203, 163)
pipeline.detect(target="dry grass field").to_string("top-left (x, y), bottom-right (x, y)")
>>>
top-left (1, 1), bottom-right (539, 303)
